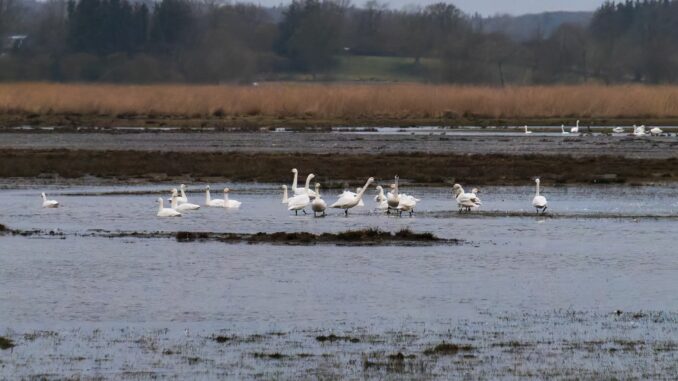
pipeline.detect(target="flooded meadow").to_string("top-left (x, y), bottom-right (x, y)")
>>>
top-left (1, 183), bottom-right (677, 379)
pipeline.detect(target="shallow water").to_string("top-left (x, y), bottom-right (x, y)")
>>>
top-left (1, 183), bottom-right (677, 379)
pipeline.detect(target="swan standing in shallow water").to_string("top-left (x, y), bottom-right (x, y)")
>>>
top-left (291, 168), bottom-right (317, 198)
top-left (222, 188), bottom-right (242, 209)
top-left (386, 176), bottom-right (401, 213)
top-left (524, 125), bottom-right (533, 134)
top-left (170, 189), bottom-right (200, 211)
top-left (375, 186), bottom-right (389, 210)
top-left (396, 194), bottom-right (418, 217)
top-left (532, 178), bottom-right (548, 215)
top-left (157, 197), bottom-right (181, 217)
top-left (571, 120), bottom-right (580, 134)
top-left (204, 185), bottom-right (225, 207)
top-left (311, 183), bottom-right (327, 217)
top-left (331, 177), bottom-right (374, 216)
top-left (41, 192), bottom-right (59, 208)
top-left (633, 125), bottom-right (647, 137)
top-left (452, 184), bottom-right (481, 213)
top-left (287, 174), bottom-right (314, 215)
top-left (281, 185), bottom-right (289, 203)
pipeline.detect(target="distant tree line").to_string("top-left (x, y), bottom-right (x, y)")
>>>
top-left (2, 0), bottom-right (678, 84)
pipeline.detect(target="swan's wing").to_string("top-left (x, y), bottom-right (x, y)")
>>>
top-left (331, 194), bottom-right (354, 208)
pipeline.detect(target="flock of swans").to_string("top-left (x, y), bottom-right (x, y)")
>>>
top-left (40, 169), bottom-right (550, 218)
top-left (526, 121), bottom-right (669, 136)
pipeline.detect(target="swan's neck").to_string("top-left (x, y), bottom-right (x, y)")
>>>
top-left (292, 172), bottom-right (298, 191)
top-left (304, 175), bottom-right (312, 195)
top-left (356, 179), bottom-right (372, 200)
top-left (379, 188), bottom-right (385, 198)
top-left (535, 182), bottom-right (540, 197)
top-left (170, 195), bottom-right (177, 209)
top-left (224, 192), bottom-right (229, 202)
top-left (42, 193), bottom-right (47, 201)
top-left (181, 188), bottom-right (187, 198)
top-left (282, 188), bottom-right (288, 203)
top-left (206, 189), bottom-right (211, 203)
top-left (394, 177), bottom-right (399, 195)
top-left (315, 185), bottom-right (321, 198)
top-left (158, 200), bottom-right (164, 211)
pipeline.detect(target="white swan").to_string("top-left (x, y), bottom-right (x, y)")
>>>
top-left (331, 177), bottom-right (374, 216)
top-left (396, 194), bottom-right (418, 217)
top-left (170, 189), bottom-right (200, 211)
top-left (561, 124), bottom-right (570, 135)
top-left (157, 197), bottom-right (181, 217)
top-left (650, 127), bottom-right (663, 136)
top-left (571, 120), bottom-right (580, 134)
top-left (311, 183), bottom-right (327, 217)
top-left (452, 184), bottom-right (481, 213)
top-left (41, 192), bottom-right (59, 208)
top-left (288, 173), bottom-right (314, 215)
top-left (532, 178), bottom-right (548, 215)
top-left (375, 185), bottom-right (389, 210)
top-left (633, 125), bottom-right (647, 137)
top-left (386, 175), bottom-right (400, 212)
top-left (281, 185), bottom-right (289, 204)
top-left (291, 168), bottom-right (317, 198)
top-left (612, 127), bottom-right (625, 134)
top-left (204, 185), bottom-right (225, 207)
top-left (222, 188), bottom-right (242, 209)
top-left (524, 125), bottom-right (533, 134)
top-left (176, 184), bottom-right (188, 204)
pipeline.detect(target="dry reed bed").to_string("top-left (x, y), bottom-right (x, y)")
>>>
top-left (3, 83), bottom-right (678, 119)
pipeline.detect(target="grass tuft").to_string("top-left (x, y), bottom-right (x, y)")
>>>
top-left (0, 336), bottom-right (15, 350)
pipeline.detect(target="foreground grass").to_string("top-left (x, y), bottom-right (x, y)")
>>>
top-left (4, 83), bottom-right (678, 127)
top-left (0, 149), bottom-right (675, 185)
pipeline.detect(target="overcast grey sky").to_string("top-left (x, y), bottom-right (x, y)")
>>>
top-left (257, 0), bottom-right (608, 15)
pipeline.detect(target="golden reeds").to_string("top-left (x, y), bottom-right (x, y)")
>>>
top-left (2, 82), bottom-right (678, 119)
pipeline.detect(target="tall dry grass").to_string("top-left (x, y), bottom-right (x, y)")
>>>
top-left (2, 82), bottom-right (678, 119)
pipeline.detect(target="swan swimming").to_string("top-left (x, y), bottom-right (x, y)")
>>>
top-left (452, 184), bottom-right (481, 213)
top-left (561, 124), bottom-right (570, 135)
top-left (311, 183), bottom-right (327, 217)
top-left (532, 178), bottom-right (548, 215)
top-left (41, 192), bottom-right (59, 208)
top-left (291, 168), bottom-right (317, 198)
top-left (157, 197), bottom-right (181, 217)
top-left (331, 177), bottom-right (374, 216)
top-left (524, 125), bottom-right (533, 134)
top-left (571, 120), bottom-right (580, 134)
top-left (222, 188), bottom-right (242, 209)
top-left (612, 127), bottom-right (625, 134)
top-left (287, 174), bottom-right (315, 215)
top-left (650, 127), bottom-right (663, 136)
top-left (633, 125), bottom-right (647, 137)
top-left (170, 189), bottom-right (200, 211)
top-left (204, 185), bottom-right (225, 207)
top-left (281, 185), bottom-right (289, 204)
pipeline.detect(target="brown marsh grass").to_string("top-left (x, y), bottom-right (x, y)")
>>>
top-left (3, 82), bottom-right (678, 120)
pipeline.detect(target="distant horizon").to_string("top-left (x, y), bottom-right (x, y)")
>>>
top-left (250, 0), bottom-right (606, 16)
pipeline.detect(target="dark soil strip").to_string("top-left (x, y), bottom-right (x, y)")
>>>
top-left (0, 149), bottom-right (676, 185)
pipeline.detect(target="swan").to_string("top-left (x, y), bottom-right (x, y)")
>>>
top-left (375, 185), bottom-right (389, 210)
top-left (288, 173), bottom-right (314, 215)
top-left (386, 176), bottom-right (400, 212)
top-left (571, 120), bottom-right (580, 134)
top-left (650, 127), bottom-right (663, 136)
top-left (205, 185), bottom-right (225, 207)
top-left (524, 125), bottom-right (533, 134)
top-left (311, 183), bottom-right (327, 217)
top-left (612, 127), bottom-right (625, 134)
top-left (281, 185), bottom-right (289, 204)
top-left (176, 184), bottom-right (188, 204)
top-left (452, 184), bottom-right (481, 213)
top-left (561, 124), bottom-right (570, 135)
top-left (532, 178), bottom-right (548, 215)
top-left (222, 188), bottom-right (242, 208)
top-left (41, 192), bottom-right (59, 208)
top-left (291, 168), bottom-right (317, 198)
top-left (157, 197), bottom-right (181, 217)
top-left (396, 194), bottom-right (418, 217)
top-left (633, 125), bottom-right (647, 137)
top-left (170, 189), bottom-right (200, 211)
top-left (331, 177), bottom-right (374, 216)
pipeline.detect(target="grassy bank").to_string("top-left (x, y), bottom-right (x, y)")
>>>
top-left (0, 149), bottom-right (675, 185)
top-left (4, 83), bottom-right (678, 128)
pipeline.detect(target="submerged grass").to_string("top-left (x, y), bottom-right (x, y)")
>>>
top-left (5, 83), bottom-right (678, 126)
top-left (0, 336), bottom-right (15, 350)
